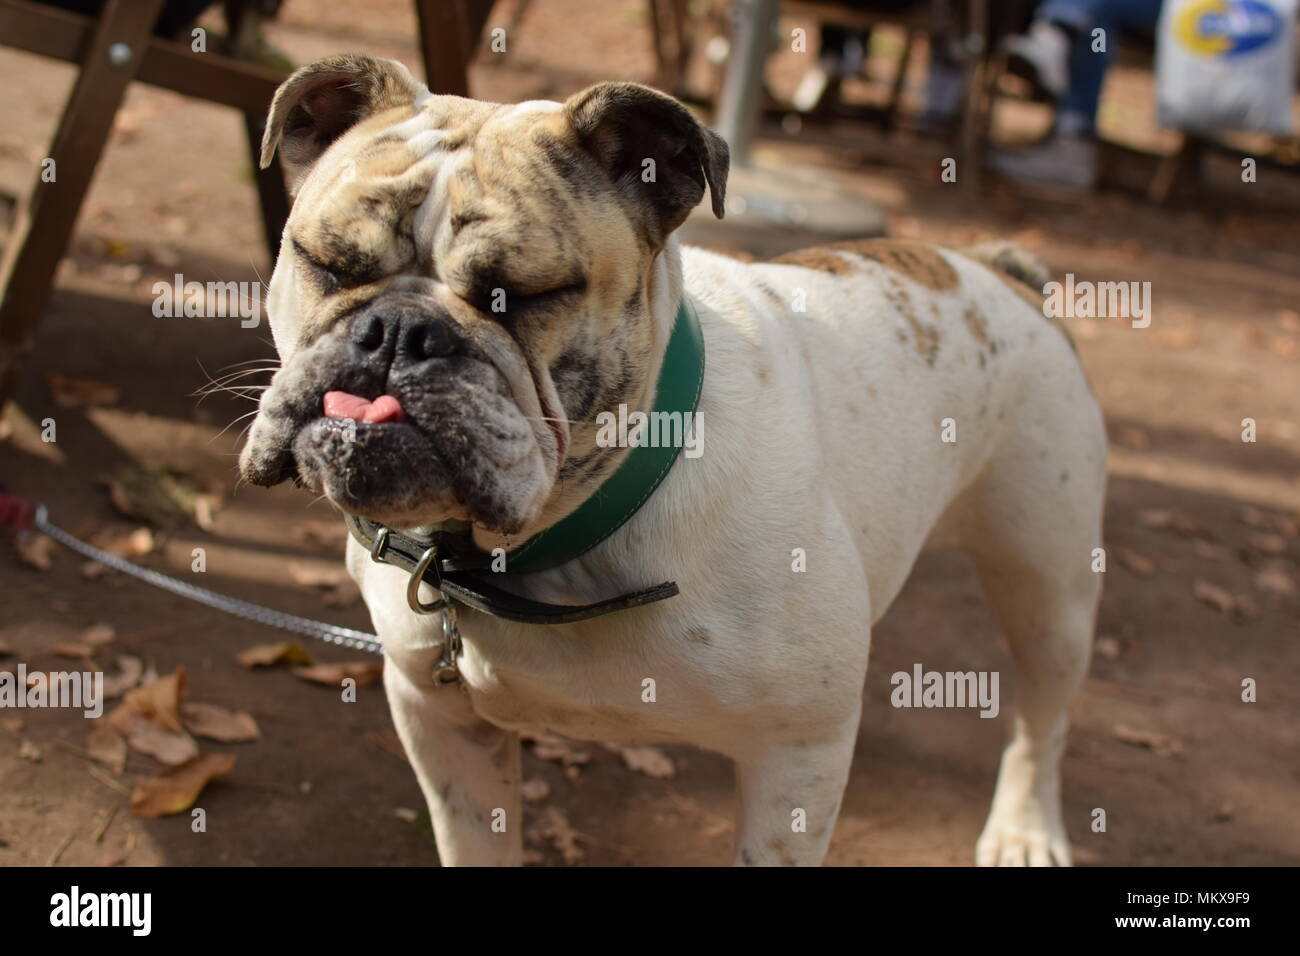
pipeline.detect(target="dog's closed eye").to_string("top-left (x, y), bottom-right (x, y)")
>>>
top-left (292, 238), bottom-right (373, 293)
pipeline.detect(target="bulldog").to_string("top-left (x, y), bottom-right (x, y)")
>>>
top-left (241, 54), bottom-right (1106, 866)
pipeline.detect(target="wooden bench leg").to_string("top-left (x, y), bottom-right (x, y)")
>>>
top-left (244, 112), bottom-right (290, 265)
top-left (415, 0), bottom-right (471, 96)
top-left (0, 0), bottom-right (165, 402)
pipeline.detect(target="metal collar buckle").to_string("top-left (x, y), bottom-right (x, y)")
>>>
top-left (369, 524), bottom-right (461, 684)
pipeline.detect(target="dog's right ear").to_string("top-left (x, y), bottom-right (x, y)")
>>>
top-left (260, 54), bottom-right (427, 187)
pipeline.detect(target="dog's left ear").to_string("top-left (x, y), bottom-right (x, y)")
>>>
top-left (260, 54), bottom-right (427, 189)
top-left (563, 82), bottom-right (729, 246)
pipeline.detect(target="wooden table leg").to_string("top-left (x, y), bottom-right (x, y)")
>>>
top-left (244, 111), bottom-right (290, 264)
top-left (415, 0), bottom-right (471, 96)
top-left (0, 0), bottom-right (165, 402)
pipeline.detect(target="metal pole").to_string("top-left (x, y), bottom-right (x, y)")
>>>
top-left (714, 0), bottom-right (778, 169)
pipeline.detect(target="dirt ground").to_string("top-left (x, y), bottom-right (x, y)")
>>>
top-left (1, 0), bottom-right (1298, 867)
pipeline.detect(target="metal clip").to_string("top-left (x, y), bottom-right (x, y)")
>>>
top-left (433, 604), bottom-right (463, 684)
top-left (406, 545), bottom-right (449, 615)
top-left (369, 525), bottom-right (390, 563)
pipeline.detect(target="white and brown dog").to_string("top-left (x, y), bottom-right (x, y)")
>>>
top-left (241, 54), bottom-right (1106, 866)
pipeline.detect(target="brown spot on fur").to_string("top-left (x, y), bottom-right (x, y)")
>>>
top-left (833, 239), bottom-right (960, 291)
top-left (963, 306), bottom-right (990, 346)
top-left (885, 275), bottom-right (941, 365)
top-left (770, 248), bottom-right (855, 274)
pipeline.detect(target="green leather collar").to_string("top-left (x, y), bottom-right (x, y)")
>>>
top-left (505, 294), bottom-right (705, 572)
top-left (347, 295), bottom-right (705, 624)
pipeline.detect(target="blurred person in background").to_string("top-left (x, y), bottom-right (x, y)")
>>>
top-left (992, 0), bottom-right (1165, 188)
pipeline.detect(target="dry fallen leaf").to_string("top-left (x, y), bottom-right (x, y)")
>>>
top-left (102, 656), bottom-right (145, 699)
top-left (1193, 579), bottom-right (1256, 620)
top-left (1255, 562), bottom-right (1296, 595)
top-left (47, 373), bottom-right (121, 408)
top-left (524, 731), bottom-right (592, 768)
top-left (53, 643), bottom-right (96, 660)
top-left (181, 702), bottom-right (260, 742)
top-left (121, 667), bottom-right (187, 733)
top-left (110, 709), bottom-right (199, 766)
top-left (130, 753), bottom-right (236, 818)
top-left (393, 807), bottom-right (419, 824)
top-left (1247, 532), bottom-right (1287, 555)
top-left (603, 743), bottom-right (676, 779)
top-left (18, 739), bottom-right (43, 762)
top-left (15, 532), bottom-right (54, 571)
top-left (1239, 506), bottom-right (1298, 538)
top-left (2, 718), bottom-right (24, 733)
top-left (293, 520), bottom-right (347, 548)
top-left (1113, 546), bottom-right (1156, 577)
top-left (529, 806), bottom-right (585, 864)
top-left (288, 563), bottom-right (350, 589)
top-left (1112, 426), bottom-right (1151, 450)
top-left (1113, 724), bottom-right (1183, 758)
top-left (86, 724), bottom-right (128, 775)
top-left (1138, 509), bottom-right (1212, 539)
top-left (236, 641), bottom-right (313, 669)
top-left (89, 526), bottom-right (154, 558)
top-left (1094, 636), bottom-right (1122, 660)
top-left (79, 624), bottom-right (116, 647)
top-left (521, 778), bottom-right (551, 803)
top-left (293, 662), bottom-right (383, 687)
top-left (0, 640), bottom-right (11, 658)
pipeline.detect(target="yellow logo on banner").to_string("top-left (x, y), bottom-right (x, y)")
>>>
top-left (1175, 0), bottom-right (1233, 56)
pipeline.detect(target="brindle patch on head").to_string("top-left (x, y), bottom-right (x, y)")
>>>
top-left (769, 248), bottom-right (856, 274)
top-left (831, 239), bottom-right (960, 291)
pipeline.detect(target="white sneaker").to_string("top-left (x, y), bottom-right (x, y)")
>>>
top-left (1002, 21), bottom-right (1071, 101)
top-left (989, 134), bottom-right (1098, 190)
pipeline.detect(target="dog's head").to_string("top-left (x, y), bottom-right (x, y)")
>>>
top-left (239, 55), bottom-right (727, 535)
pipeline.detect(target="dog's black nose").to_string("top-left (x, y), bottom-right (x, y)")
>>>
top-left (350, 303), bottom-right (462, 375)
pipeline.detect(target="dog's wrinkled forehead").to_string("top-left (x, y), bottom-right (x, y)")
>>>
top-left (261, 55), bottom-right (728, 349)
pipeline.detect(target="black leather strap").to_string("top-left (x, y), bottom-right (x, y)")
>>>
top-left (348, 516), bottom-right (680, 625)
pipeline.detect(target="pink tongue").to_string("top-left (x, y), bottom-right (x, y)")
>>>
top-left (323, 391), bottom-right (405, 424)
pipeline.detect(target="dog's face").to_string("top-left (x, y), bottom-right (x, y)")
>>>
top-left (239, 55), bottom-right (726, 534)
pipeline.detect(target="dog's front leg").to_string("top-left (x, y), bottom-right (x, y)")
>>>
top-left (383, 658), bottom-right (522, 866)
top-left (730, 717), bottom-right (860, 866)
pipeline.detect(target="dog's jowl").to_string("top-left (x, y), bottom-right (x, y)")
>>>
top-left (242, 54), bottom-right (1105, 866)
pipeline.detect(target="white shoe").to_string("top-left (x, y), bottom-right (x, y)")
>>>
top-left (989, 135), bottom-right (1098, 190)
top-left (1002, 21), bottom-right (1071, 101)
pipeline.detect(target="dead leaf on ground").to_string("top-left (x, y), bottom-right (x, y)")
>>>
top-left (104, 464), bottom-right (209, 530)
top-left (181, 702), bottom-right (260, 742)
top-left (86, 724), bottom-right (127, 775)
top-left (15, 532), bottom-right (54, 570)
top-left (110, 709), bottom-right (199, 765)
top-left (528, 807), bottom-right (586, 864)
top-left (523, 731), bottom-right (592, 768)
top-left (1239, 506), bottom-right (1298, 538)
top-left (18, 739), bottom-right (43, 762)
top-left (80, 624), bottom-right (116, 646)
top-left (393, 807), bottom-right (419, 824)
top-left (46, 373), bottom-right (121, 408)
top-left (130, 753), bottom-right (235, 818)
top-left (1113, 724), bottom-right (1183, 758)
top-left (288, 563), bottom-right (349, 588)
top-left (521, 778), bottom-right (551, 803)
top-left (236, 641), bottom-right (313, 669)
top-left (102, 656), bottom-right (145, 699)
top-left (1254, 562), bottom-right (1296, 595)
top-left (1246, 532), bottom-right (1287, 555)
top-left (2, 718), bottom-right (23, 733)
top-left (1112, 426), bottom-right (1151, 450)
top-left (1112, 546), bottom-right (1156, 577)
top-left (120, 667), bottom-right (187, 733)
top-left (603, 743), bottom-right (676, 779)
top-left (293, 662), bottom-right (383, 687)
top-left (0, 639), bottom-right (13, 658)
top-left (1138, 509), bottom-right (1212, 540)
top-left (1193, 579), bottom-right (1257, 621)
top-left (53, 643), bottom-right (97, 660)
top-left (1094, 636), bottom-right (1122, 660)
top-left (89, 526), bottom-right (154, 558)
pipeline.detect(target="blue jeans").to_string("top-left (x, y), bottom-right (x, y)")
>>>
top-left (1036, 0), bottom-right (1165, 135)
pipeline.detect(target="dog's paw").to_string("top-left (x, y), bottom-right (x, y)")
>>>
top-left (975, 816), bottom-right (1072, 867)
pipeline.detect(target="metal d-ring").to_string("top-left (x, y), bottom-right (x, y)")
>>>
top-left (369, 526), bottom-right (390, 563)
top-left (406, 545), bottom-right (449, 615)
